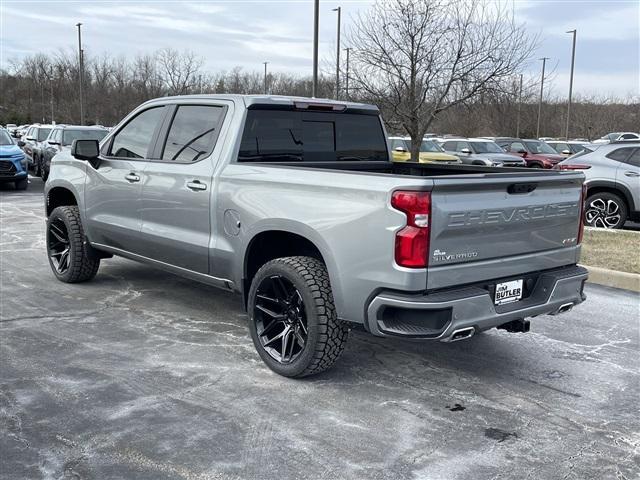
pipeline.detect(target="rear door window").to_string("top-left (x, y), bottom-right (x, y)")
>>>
top-left (606, 148), bottom-right (634, 163)
top-left (238, 109), bottom-right (387, 162)
top-left (623, 148), bottom-right (639, 167)
top-left (161, 105), bottom-right (225, 163)
top-left (109, 106), bottom-right (165, 159)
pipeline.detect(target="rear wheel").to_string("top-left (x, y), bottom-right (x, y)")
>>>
top-left (584, 192), bottom-right (627, 229)
top-left (46, 206), bottom-right (100, 282)
top-left (248, 256), bottom-right (349, 378)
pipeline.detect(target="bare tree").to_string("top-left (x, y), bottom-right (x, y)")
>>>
top-left (347, 0), bottom-right (538, 160)
top-left (157, 48), bottom-right (203, 95)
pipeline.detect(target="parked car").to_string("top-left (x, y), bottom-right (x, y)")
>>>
top-left (6, 124), bottom-right (18, 137)
top-left (546, 140), bottom-right (592, 156)
top-left (440, 138), bottom-right (526, 167)
top-left (0, 128), bottom-right (28, 190)
top-left (555, 141), bottom-right (639, 228)
top-left (592, 132), bottom-right (640, 144)
top-left (389, 136), bottom-right (460, 164)
top-left (22, 124), bottom-right (53, 174)
top-left (495, 137), bottom-right (565, 168)
top-left (44, 94), bottom-right (588, 377)
top-left (40, 125), bottom-right (109, 180)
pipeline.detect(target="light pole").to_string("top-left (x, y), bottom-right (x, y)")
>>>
top-left (565, 29), bottom-right (577, 140)
top-left (312, 0), bottom-right (319, 97)
top-left (344, 47), bottom-right (351, 99)
top-left (332, 6), bottom-right (341, 100)
top-left (49, 66), bottom-right (54, 123)
top-left (263, 62), bottom-right (269, 94)
top-left (536, 57), bottom-right (549, 139)
top-left (516, 73), bottom-right (523, 137)
top-left (76, 22), bottom-right (85, 125)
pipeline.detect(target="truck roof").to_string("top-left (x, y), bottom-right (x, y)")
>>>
top-left (142, 94), bottom-right (380, 112)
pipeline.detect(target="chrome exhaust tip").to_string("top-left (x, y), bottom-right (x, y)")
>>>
top-left (550, 302), bottom-right (574, 315)
top-left (447, 327), bottom-right (475, 342)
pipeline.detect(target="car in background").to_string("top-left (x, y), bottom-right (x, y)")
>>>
top-left (6, 124), bottom-right (18, 137)
top-left (546, 140), bottom-right (593, 156)
top-left (388, 136), bottom-right (460, 164)
top-left (0, 128), bottom-right (28, 190)
top-left (40, 125), bottom-right (109, 180)
top-left (555, 141), bottom-right (639, 228)
top-left (440, 138), bottom-right (526, 167)
top-left (22, 124), bottom-right (53, 175)
top-left (593, 132), bottom-right (640, 144)
top-left (16, 125), bottom-right (31, 138)
top-left (495, 137), bottom-right (565, 169)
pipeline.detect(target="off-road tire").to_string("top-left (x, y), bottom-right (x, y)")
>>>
top-left (248, 256), bottom-right (349, 378)
top-left (33, 155), bottom-right (41, 176)
top-left (46, 206), bottom-right (100, 283)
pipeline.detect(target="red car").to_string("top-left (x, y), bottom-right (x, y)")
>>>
top-left (495, 138), bottom-right (565, 168)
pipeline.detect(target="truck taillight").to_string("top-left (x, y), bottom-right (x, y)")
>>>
top-left (577, 183), bottom-right (587, 244)
top-left (391, 191), bottom-right (431, 268)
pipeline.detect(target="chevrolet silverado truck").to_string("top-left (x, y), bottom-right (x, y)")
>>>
top-left (44, 95), bottom-right (588, 377)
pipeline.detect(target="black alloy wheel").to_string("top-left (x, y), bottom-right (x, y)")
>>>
top-left (253, 274), bottom-right (308, 364)
top-left (48, 217), bottom-right (71, 274)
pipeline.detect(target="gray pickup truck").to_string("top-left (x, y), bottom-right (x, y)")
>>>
top-left (44, 95), bottom-right (588, 377)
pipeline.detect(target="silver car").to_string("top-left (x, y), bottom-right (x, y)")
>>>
top-left (441, 138), bottom-right (526, 167)
top-left (556, 141), bottom-right (640, 228)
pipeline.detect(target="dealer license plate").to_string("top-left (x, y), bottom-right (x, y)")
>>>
top-left (494, 279), bottom-right (523, 305)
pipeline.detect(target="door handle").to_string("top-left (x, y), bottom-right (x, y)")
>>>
top-left (624, 171), bottom-right (639, 177)
top-left (124, 173), bottom-right (140, 183)
top-left (187, 180), bottom-right (207, 191)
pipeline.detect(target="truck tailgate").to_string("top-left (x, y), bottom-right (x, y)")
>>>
top-left (427, 172), bottom-right (584, 290)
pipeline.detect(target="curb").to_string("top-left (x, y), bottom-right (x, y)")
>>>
top-left (583, 265), bottom-right (640, 293)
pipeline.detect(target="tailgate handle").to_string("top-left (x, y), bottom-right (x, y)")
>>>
top-left (507, 183), bottom-right (537, 194)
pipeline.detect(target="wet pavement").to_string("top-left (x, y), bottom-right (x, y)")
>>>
top-left (1, 178), bottom-right (639, 479)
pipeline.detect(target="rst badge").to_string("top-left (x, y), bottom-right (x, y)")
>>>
top-left (494, 279), bottom-right (523, 305)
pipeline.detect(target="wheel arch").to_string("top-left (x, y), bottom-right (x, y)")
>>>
top-left (241, 226), bottom-right (339, 310)
top-left (46, 186), bottom-right (79, 217)
top-left (585, 181), bottom-right (635, 212)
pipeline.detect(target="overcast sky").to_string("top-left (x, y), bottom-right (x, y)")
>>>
top-left (1, 0), bottom-right (638, 99)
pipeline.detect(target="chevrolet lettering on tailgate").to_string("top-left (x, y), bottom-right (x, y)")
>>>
top-left (447, 202), bottom-right (580, 227)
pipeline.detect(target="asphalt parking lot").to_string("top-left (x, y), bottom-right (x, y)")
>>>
top-left (1, 178), bottom-right (639, 480)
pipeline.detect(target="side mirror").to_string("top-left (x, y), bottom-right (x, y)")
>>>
top-left (17, 140), bottom-right (25, 148)
top-left (394, 146), bottom-right (407, 152)
top-left (460, 148), bottom-right (471, 154)
top-left (562, 149), bottom-right (571, 155)
top-left (72, 139), bottom-right (100, 162)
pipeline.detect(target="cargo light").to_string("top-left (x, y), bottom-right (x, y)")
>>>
top-left (391, 191), bottom-right (431, 268)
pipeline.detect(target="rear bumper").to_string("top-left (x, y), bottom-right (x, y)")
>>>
top-left (365, 265), bottom-right (588, 340)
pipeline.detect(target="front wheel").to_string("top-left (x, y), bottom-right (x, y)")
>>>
top-left (248, 256), bottom-right (349, 378)
top-left (14, 178), bottom-right (28, 190)
top-left (46, 206), bottom-right (100, 282)
top-left (33, 156), bottom-right (41, 176)
top-left (584, 192), bottom-right (627, 229)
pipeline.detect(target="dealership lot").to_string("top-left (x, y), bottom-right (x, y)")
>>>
top-left (1, 179), bottom-right (639, 480)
